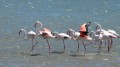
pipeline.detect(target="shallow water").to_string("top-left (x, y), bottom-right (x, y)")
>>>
top-left (0, 0), bottom-right (120, 67)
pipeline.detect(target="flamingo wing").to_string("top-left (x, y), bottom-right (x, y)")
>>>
top-left (43, 28), bottom-right (52, 33)
top-left (107, 29), bottom-right (119, 36)
top-left (80, 23), bottom-right (86, 32)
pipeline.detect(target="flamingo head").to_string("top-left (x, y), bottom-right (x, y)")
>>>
top-left (19, 29), bottom-right (24, 35)
top-left (87, 22), bottom-right (91, 27)
top-left (19, 30), bottom-right (22, 35)
top-left (95, 24), bottom-right (101, 30)
top-left (19, 29), bottom-right (26, 37)
top-left (51, 31), bottom-right (58, 36)
top-left (66, 28), bottom-right (75, 35)
top-left (66, 28), bottom-right (72, 35)
top-left (34, 21), bottom-right (42, 28)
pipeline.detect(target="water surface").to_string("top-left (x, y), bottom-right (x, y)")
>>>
top-left (0, 0), bottom-right (120, 67)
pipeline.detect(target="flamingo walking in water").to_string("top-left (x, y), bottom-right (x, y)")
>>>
top-left (77, 35), bottom-right (93, 55)
top-left (90, 31), bottom-right (102, 45)
top-left (95, 24), bottom-right (120, 53)
top-left (90, 31), bottom-right (103, 53)
top-left (34, 21), bottom-right (43, 33)
top-left (66, 28), bottom-right (80, 52)
top-left (78, 22), bottom-right (93, 55)
top-left (34, 22), bottom-right (55, 54)
top-left (19, 29), bottom-right (38, 54)
top-left (107, 29), bottom-right (120, 37)
top-left (67, 22), bottom-right (93, 55)
top-left (52, 31), bottom-right (71, 53)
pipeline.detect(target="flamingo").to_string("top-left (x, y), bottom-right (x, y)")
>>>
top-left (66, 28), bottom-right (80, 52)
top-left (52, 31), bottom-right (71, 53)
top-left (107, 29), bottom-right (120, 37)
top-left (95, 24), bottom-right (112, 53)
top-left (95, 24), bottom-right (119, 53)
top-left (67, 28), bottom-right (80, 39)
top-left (34, 21), bottom-right (42, 33)
top-left (66, 28), bottom-right (93, 55)
top-left (77, 35), bottom-right (93, 55)
top-left (78, 22), bottom-right (93, 55)
top-left (105, 29), bottom-right (120, 48)
top-left (89, 31), bottom-right (103, 53)
top-left (90, 31), bottom-right (102, 45)
top-left (34, 22), bottom-right (55, 54)
top-left (19, 29), bottom-right (38, 54)
top-left (95, 24), bottom-right (109, 47)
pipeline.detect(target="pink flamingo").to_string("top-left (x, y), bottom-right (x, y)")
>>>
top-left (90, 31), bottom-right (102, 45)
top-left (34, 21), bottom-right (43, 33)
top-left (107, 29), bottom-right (120, 37)
top-left (66, 22), bottom-right (93, 55)
top-left (66, 28), bottom-right (80, 52)
top-left (95, 24), bottom-right (119, 53)
top-left (34, 22), bottom-right (55, 54)
top-left (89, 31), bottom-right (103, 53)
top-left (52, 31), bottom-right (71, 53)
top-left (95, 24), bottom-right (112, 53)
top-left (77, 35), bottom-right (93, 55)
top-left (19, 29), bottom-right (38, 54)
top-left (78, 22), bottom-right (93, 55)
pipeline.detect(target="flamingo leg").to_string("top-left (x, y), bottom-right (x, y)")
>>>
top-left (85, 41), bottom-right (94, 46)
top-left (82, 41), bottom-right (93, 55)
top-left (63, 39), bottom-right (65, 53)
top-left (98, 41), bottom-right (100, 53)
top-left (104, 40), bottom-right (107, 47)
top-left (98, 40), bottom-right (102, 53)
top-left (109, 38), bottom-right (113, 53)
top-left (107, 39), bottom-right (110, 54)
top-left (77, 40), bottom-right (80, 52)
top-left (98, 41), bottom-right (101, 45)
top-left (30, 39), bottom-right (38, 54)
top-left (94, 40), bottom-right (97, 45)
top-left (82, 40), bottom-right (86, 56)
top-left (97, 40), bottom-right (99, 45)
top-left (94, 40), bottom-right (100, 45)
top-left (46, 39), bottom-right (50, 54)
top-left (30, 38), bottom-right (34, 54)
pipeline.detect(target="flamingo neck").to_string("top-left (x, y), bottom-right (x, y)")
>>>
top-left (21, 29), bottom-right (27, 36)
top-left (67, 29), bottom-right (75, 37)
top-left (35, 22), bottom-right (43, 34)
top-left (98, 25), bottom-right (102, 32)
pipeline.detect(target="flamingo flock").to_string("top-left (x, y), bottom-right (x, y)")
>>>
top-left (19, 21), bottom-right (120, 55)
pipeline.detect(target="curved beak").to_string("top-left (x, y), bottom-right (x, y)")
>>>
top-left (19, 30), bottom-right (22, 35)
top-left (95, 26), bottom-right (98, 30)
top-left (87, 22), bottom-right (91, 27)
top-left (34, 23), bottom-right (37, 28)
